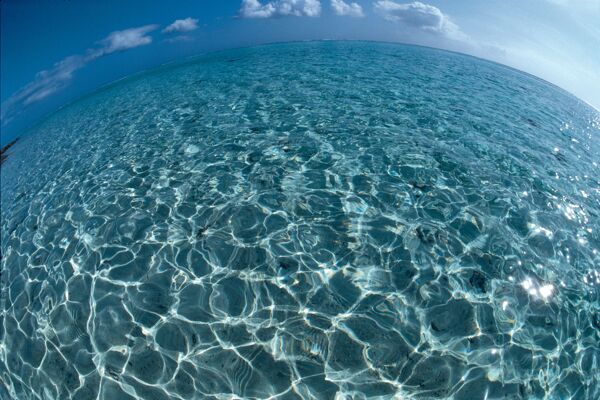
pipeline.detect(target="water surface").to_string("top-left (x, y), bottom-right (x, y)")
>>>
top-left (1, 42), bottom-right (599, 399)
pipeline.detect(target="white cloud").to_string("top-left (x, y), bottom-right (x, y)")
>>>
top-left (1, 25), bottom-right (159, 125)
top-left (240, 0), bottom-right (277, 17)
top-left (3, 55), bottom-right (87, 114)
top-left (162, 17), bottom-right (199, 33)
top-left (374, 1), bottom-right (467, 41)
top-left (99, 25), bottom-right (159, 54)
top-left (240, 0), bottom-right (321, 18)
top-left (331, 0), bottom-right (364, 17)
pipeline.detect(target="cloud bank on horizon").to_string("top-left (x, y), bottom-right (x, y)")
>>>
top-left (374, 1), bottom-right (467, 41)
top-left (331, 0), bottom-right (364, 17)
top-left (240, 0), bottom-right (322, 18)
top-left (2, 0), bottom-right (599, 130)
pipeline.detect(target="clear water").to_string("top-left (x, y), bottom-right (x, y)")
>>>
top-left (1, 41), bottom-right (599, 400)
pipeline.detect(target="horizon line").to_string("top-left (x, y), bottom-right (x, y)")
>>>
top-left (2, 39), bottom-right (598, 145)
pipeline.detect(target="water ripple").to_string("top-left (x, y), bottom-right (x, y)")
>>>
top-left (1, 42), bottom-right (599, 399)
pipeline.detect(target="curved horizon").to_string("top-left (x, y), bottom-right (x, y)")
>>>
top-left (3, 39), bottom-right (599, 146)
top-left (2, 0), bottom-right (599, 145)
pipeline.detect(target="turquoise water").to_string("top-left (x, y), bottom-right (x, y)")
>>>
top-left (1, 41), bottom-right (599, 399)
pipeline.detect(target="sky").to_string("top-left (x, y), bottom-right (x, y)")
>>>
top-left (1, 0), bottom-right (599, 143)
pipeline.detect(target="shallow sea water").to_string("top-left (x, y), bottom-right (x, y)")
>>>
top-left (1, 42), bottom-right (599, 399)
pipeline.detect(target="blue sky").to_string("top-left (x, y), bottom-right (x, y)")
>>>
top-left (1, 0), bottom-right (599, 143)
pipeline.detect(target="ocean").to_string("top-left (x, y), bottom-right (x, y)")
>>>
top-left (1, 41), bottom-right (599, 399)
